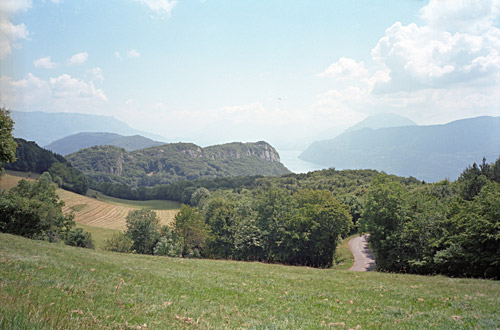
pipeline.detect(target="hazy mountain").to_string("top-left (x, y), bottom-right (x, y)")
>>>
top-left (44, 132), bottom-right (165, 155)
top-left (299, 116), bottom-right (500, 182)
top-left (315, 113), bottom-right (417, 141)
top-left (11, 111), bottom-right (167, 146)
top-left (67, 141), bottom-right (291, 187)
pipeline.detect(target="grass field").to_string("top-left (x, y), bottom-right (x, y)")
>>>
top-left (1, 234), bottom-right (499, 329)
top-left (0, 171), bottom-right (37, 190)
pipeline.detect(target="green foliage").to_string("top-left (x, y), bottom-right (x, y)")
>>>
top-left (64, 228), bottom-right (94, 249)
top-left (103, 232), bottom-right (133, 253)
top-left (0, 175), bottom-right (74, 242)
top-left (5, 138), bottom-right (65, 173)
top-left (173, 204), bottom-right (208, 257)
top-left (0, 107), bottom-right (17, 172)
top-left (153, 226), bottom-right (182, 257)
top-left (48, 162), bottom-right (89, 195)
top-left (125, 209), bottom-right (160, 254)
top-left (360, 157), bottom-right (500, 278)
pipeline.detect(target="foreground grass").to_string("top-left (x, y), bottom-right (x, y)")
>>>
top-left (1, 234), bottom-right (499, 329)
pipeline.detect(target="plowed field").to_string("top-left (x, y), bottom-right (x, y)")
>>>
top-left (58, 189), bottom-right (178, 230)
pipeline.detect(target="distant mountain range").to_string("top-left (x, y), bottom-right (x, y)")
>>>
top-left (11, 111), bottom-right (167, 146)
top-left (300, 116), bottom-right (500, 182)
top-left (45, 132), bottom-right (165, 155)
top-left (67, 141), bottom-right (291, 187)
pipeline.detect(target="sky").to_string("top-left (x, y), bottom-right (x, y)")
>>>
top-left (1, 0), bottom-right (500, 150)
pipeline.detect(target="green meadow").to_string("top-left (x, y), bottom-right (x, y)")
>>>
top-left (1, 234), bottom-right (499, 329)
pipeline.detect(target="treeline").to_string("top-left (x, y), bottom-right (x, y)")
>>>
top-left (106, 188), bottom-right (353, 268)
top-left (360, 157), bottom-right (500, 279)
top-left (5, 138), bottom-right (89, 195)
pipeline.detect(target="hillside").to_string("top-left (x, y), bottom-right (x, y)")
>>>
top-left (300, 116), bottom-right (500, 182)
top-left (1, 233), bottom-right (499, 329)
top-left (45, 132), bottom-right (165, 155)
top-left (67, 141), bottom-right (291, 187)
top-left (11, 111), bottom-right (166, 146)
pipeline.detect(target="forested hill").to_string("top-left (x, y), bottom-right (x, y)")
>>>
top-left (66, 141), bottom-right (291, 187)
top-left (44, 132), bottom-right (165, 155)
top-left (300, 116), bottom-right (500, 182)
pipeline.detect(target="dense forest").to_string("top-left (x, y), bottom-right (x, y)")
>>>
top-left (5, 138), bottom-right (89, 195)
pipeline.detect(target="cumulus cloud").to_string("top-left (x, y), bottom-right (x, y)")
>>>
top-left (0, 73), bottom-right (108, 114)
top-left (371, 22), bottom-right (500, 93)
top-left (127, 49), bottom-right (141, 58)
top-left (313, 0), bottom-right (500, 127)
top-left (33, 56), bottom-right (56, 69)
top-left (318, 57), bottom-right (369, 80)
top-left (0, 0), bottom-right (31, 59)
top-left (420, 0), bottom-right (500, 34)
top-left (134, 0), bottom-right (178, 17)
top-left (67, 52), bottom-right (88, 65)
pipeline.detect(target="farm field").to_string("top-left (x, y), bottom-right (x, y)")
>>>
top-left (1, 233), bottom-right (499, 329)
top-left (0, 173), bottom-right (179, 230)
top-left (58, 189), bottom-right (178, 230)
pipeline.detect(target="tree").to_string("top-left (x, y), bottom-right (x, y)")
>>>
top-left (359, 175), bottom-right (408, 271)
top-left (0, 106), bottom-right (17, 172)
top-left (173, 204), bottom-right (208, 257)
top-left (0, 175), bottom-right (75, 242)
top-left (125, 209), bottom-right (160, 254)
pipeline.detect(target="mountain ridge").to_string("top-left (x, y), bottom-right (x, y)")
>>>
top-left (299, 116), bottom-right (500, 182)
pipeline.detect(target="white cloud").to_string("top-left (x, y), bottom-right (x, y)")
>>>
top-left (371, 22), bottom-right (500, 93)
top-left (0, 0), bottom-right (32, 13)
top-left (318, 57), bottom-right (369, 80)
top-left (310, 0), bottom-right (500, 128)
top-left (134, 0), bottom-right (178, 17)
top-left (90, 67), bottom-right (104, 81)
top-left (33, 56), bottom-right (56, 69)
top-left (0, 73), bottom-right (108, 114)
top-left (420, 0), bottom-right (500, 34)
top-left (67, 52), bottom-right (88, 66)
top-left (127, 49), bottom-right (141, 58)
top-left (0, 18), bottom-right (29, 59)
top-left (0, 1), bottom-right (31, 59)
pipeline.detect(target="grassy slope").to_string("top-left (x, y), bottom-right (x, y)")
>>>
top-left (1, 234), bottom-right (499, 330)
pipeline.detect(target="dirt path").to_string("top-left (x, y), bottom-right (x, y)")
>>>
top-left (348, 235), bottom-right (376, 271)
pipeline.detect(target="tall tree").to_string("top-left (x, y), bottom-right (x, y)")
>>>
top-left (0, 107), bottom-right (17, 172)
top-left (125, 209), bottom-right (160, 254)
top-left (174, 204), bottom-right (208, 257)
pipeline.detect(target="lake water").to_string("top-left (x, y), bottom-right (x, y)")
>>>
top-left (278, 150), bottom-right (326, 174)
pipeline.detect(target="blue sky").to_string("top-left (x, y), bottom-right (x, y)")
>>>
top-left (1, 0), bottom-right (500, 149)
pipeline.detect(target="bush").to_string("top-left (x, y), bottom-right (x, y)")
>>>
top-left (153, 227), bottom-right (182, 257)
top-left (103, 232), bottom-right (133, 253)
top-left (64, 228), bottom-right (94, 249)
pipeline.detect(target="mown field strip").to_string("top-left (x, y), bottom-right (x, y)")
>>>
top-left (58, 189), bottom-right (178, 230)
